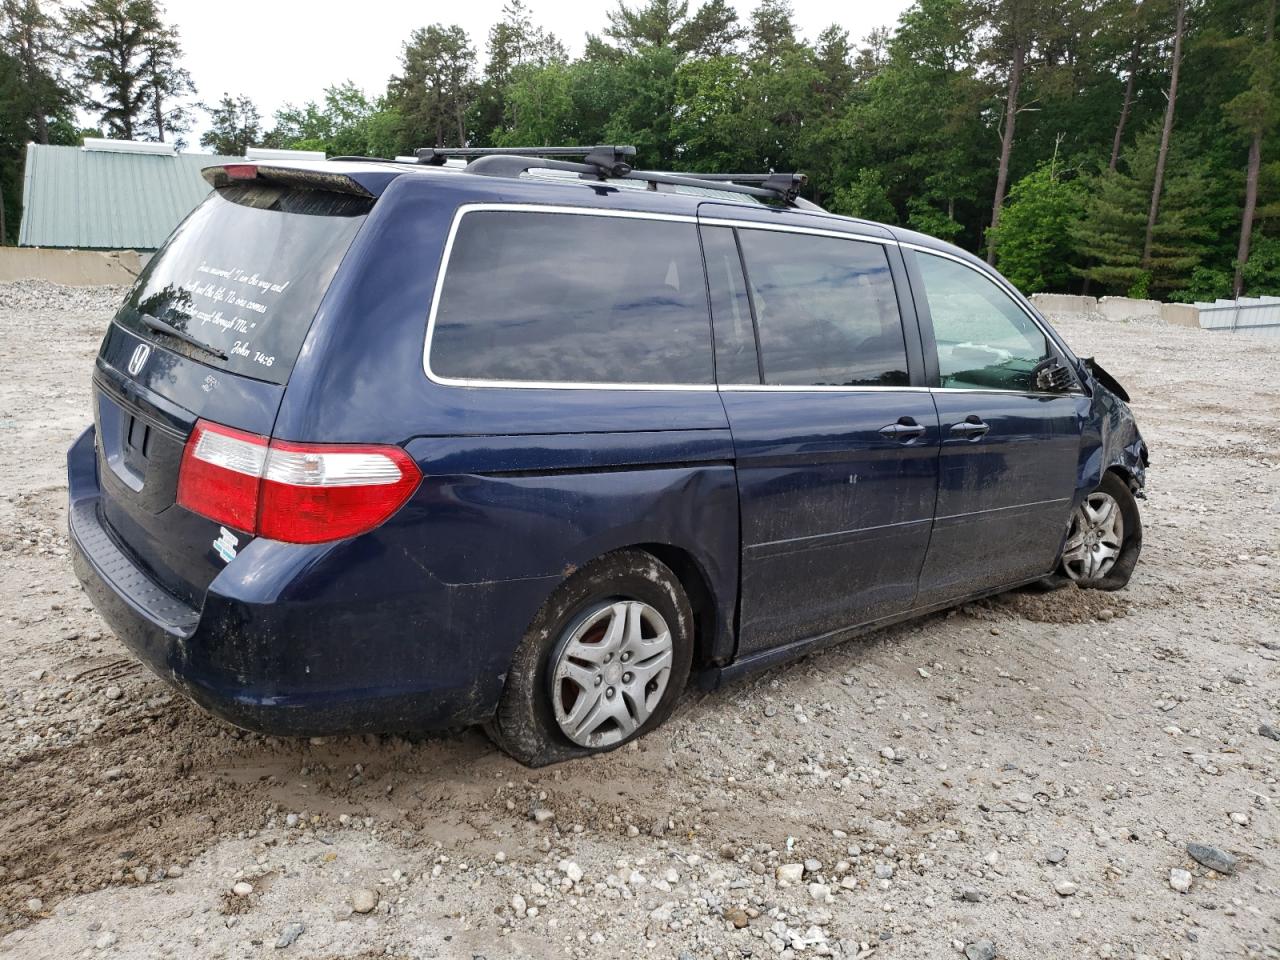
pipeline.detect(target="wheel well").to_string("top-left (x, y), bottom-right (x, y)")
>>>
top-left (634, 543), bottom-right (719, 669)
top-left (1104, 464), bottom-right (1138, 494)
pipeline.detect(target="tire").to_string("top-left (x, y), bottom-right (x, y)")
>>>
top-left (485, 549), bottom-right (695, 767)
top-left (1049, 471), bottom-right (1143, 591)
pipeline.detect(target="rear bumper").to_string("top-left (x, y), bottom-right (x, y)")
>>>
top-left (67, 425), bottom-right (540, 737)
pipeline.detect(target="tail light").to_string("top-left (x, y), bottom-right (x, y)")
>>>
top-left (176, 420), bottom-right (421, 545)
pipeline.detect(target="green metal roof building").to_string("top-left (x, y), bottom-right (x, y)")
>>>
top-left (18, 140), bottom-right (242, 251)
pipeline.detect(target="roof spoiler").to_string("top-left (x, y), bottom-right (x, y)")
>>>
top-left (202, 163), bottom-right (376, 198)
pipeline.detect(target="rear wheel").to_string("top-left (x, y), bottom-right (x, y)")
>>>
top-left (486, 550), bottom-right (694, 767)
top-left (1055, 472), bottom-right (1142, 590)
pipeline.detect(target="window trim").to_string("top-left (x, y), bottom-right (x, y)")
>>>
top-left (902, 243), bottom-right (1086, 397)
top-left (423, 203), bottom-right (717, 391)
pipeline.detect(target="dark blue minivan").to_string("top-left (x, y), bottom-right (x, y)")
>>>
top-left (68, 148), bottom-right (1148, 765)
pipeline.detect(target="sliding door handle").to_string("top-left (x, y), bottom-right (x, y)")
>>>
top-left (880, 417), bottom-right (926, 441)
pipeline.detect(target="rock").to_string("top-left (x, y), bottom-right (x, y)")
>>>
top-left (1098, 608), bottom-right (1115, 622)
top-left (724, 906), bottom-right (750, 928)
top-left (285, 813), bottom-right (299, 828)
top-left (95, 931), bottom-right (118, 950)
top-left (511, 894), bottom-right (527, 918)
top-left (560, 860), bottom-right (584, 883)
top-left (879, 747), bottom-right (896, 761)
top-left (1046, 847), bottom-right (1068, 865)
top-left (1169, 869), bottom-right (1193, 893)
top-left (166, 865), bottom-right (183, 879)
top-left (531, 808), bottom-right (555, 824)
top-left (132, 866), bottom-right (148, 884)
top-left (664, 868), bottom-right (679, 885)
top-left (874, 863), bottom-right (894, 879)
top-left (103, 685), bottom-right (122, 701)
top-left (1229, 812), bottom-right (1249, 826)
top-left (720, 843), bottom-right (738, 860)
top-left (25, 898), bottom-right (42, 913)
top-left (764, 704), bottom-right (778, 718)
top-left (961, 887), bottom-right (982, 903)
top-left (803, 858), bottom-right (822, 874)
top-left (232, 881), bottom-right (253, 897)
top-left (776, 863), bottom-right (804, 884)
top-left (1259, 723), bottom-right (1280, 742)
top-left (351, 888), bottom-right (379, 914)
top-left (964, 940), bottom-right (997, 960)
top-left (808, 882), bottom-right (831, 902)
top-left (274, 922), bottom-right (304, 949)
top-left (1186, 843), bottom-right (1237, 875)
top-left (1053, 880), bottom-right (1078, 897)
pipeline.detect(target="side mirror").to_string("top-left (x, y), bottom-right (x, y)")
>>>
top-left (1033, 357), bottom-right (1073, 393)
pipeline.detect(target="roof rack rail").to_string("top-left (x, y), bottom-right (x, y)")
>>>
top-left (331, 145), bottom-right (821, 209)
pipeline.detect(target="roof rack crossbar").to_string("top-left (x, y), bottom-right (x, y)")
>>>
top-left (331, 144), bottom-right (816, 207)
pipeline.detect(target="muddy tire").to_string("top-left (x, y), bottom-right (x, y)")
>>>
top-left (485, 550), bottom-right (695, 767)
top-left (1045, 471), bottom-right (1143, 591)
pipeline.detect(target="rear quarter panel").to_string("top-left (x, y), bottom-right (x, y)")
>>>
top-left (272, 176), bottom-right (742, 690)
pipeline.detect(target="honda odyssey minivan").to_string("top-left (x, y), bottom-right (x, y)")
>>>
top-left (68, 146), bottom-right (1148, 766)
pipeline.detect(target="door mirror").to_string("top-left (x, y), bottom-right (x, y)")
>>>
top-left (1032, 358), bottom-right (1074, 393)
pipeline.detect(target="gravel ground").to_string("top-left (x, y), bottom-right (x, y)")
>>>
top-left (0, 281), bottom-right (1277, 960)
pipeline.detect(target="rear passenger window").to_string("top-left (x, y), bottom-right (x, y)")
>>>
top-left (430, 211), bottom-right (713, 385)
top-left (736, 230), bottom-right (909, 387)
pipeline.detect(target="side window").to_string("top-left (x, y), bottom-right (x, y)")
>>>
top-left (430, 211), bottom-right (713, 385)
top-left (700, 226), bottom-right (759, 384)
top-left (735, 229), bottom-right (909, 387)
top-left (915, 252), bottom-right (1060, 392)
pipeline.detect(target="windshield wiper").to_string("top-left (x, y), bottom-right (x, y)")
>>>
top-left (139, 312), bottom-right (229, 362)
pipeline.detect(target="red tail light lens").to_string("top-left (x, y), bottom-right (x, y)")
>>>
top-left (222, 164), bottom-right (258, 180)
top-left (177, 421), bottom-right (267, 532)
top-left (176, 420), bottom-right (421, 544)
top-left (258, 440), bottom-right (421, 544)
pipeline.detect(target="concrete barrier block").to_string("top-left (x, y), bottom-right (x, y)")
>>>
top-left (1030, 293), bottom-right (1097, 317)
top-left (1097, 296), bottom-right (1163, 323)
top-left (1161, 302), bottom-right (1200, 328)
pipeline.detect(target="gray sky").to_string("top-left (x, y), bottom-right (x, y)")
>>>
top-left (158, 0), bottom-right (913, 149)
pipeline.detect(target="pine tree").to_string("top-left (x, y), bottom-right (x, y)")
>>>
top-left (140, 16), bottom-right (193, 145)
top-left (1072, 124), bottom-right (1211, 298)
top-left (1, 0), bottom-right (71, 146)
top-left (390, 24), bottom-right (477, 149)
top-left (68, 0), bottom-right (160, 140)
top-left (199, 93), bottom-right (260, 156)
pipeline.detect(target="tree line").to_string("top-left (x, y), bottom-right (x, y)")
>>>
top-left (2, 0), bottom-right (1277, 301)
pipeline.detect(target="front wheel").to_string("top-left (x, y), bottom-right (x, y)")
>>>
top-left (1056, 472), bottom-right (1143, 590)
top-left (486, 550), bottom-right (694, 767)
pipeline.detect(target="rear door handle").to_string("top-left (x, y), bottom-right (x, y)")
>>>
top-left (950, 416), bottom-right (990, 439)
top-left (880, 417), bottom-right (926, 441)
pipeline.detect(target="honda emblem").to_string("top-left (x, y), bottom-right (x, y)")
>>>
top-left (127, 343), bottom-right (151, 376)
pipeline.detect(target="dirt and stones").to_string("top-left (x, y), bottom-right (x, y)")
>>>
top-left (0, 283), bottom-right (1277, 959)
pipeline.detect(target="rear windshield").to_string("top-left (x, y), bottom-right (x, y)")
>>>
top-left (114, 182), bottom-right (371, 385)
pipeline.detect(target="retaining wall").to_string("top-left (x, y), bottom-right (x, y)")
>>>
top-left (0, 247), bottom-right (142, 286)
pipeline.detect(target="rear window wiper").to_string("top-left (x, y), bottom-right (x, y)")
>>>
top-left (139, 312), bottom-right (229, 362)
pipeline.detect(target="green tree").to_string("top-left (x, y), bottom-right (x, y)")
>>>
top-left (68, 0), bottom-right (158, 140)
top-left (140, 16), bottom-right (193, 144)
top-left (1072, 124), bottom-right (1211, 298)
top-left (200, 93), bottom-right (261, 155)
top-left (472, 0), bottom-right (565, 145)
top-left (989, 158), bottom-right (1085, 292)
top-left (390, 24), bottom-right (477, 149)
top-left (1, 0), bottom-right (72, 146)
top-left (830, 168), bottom-right (896, 222)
